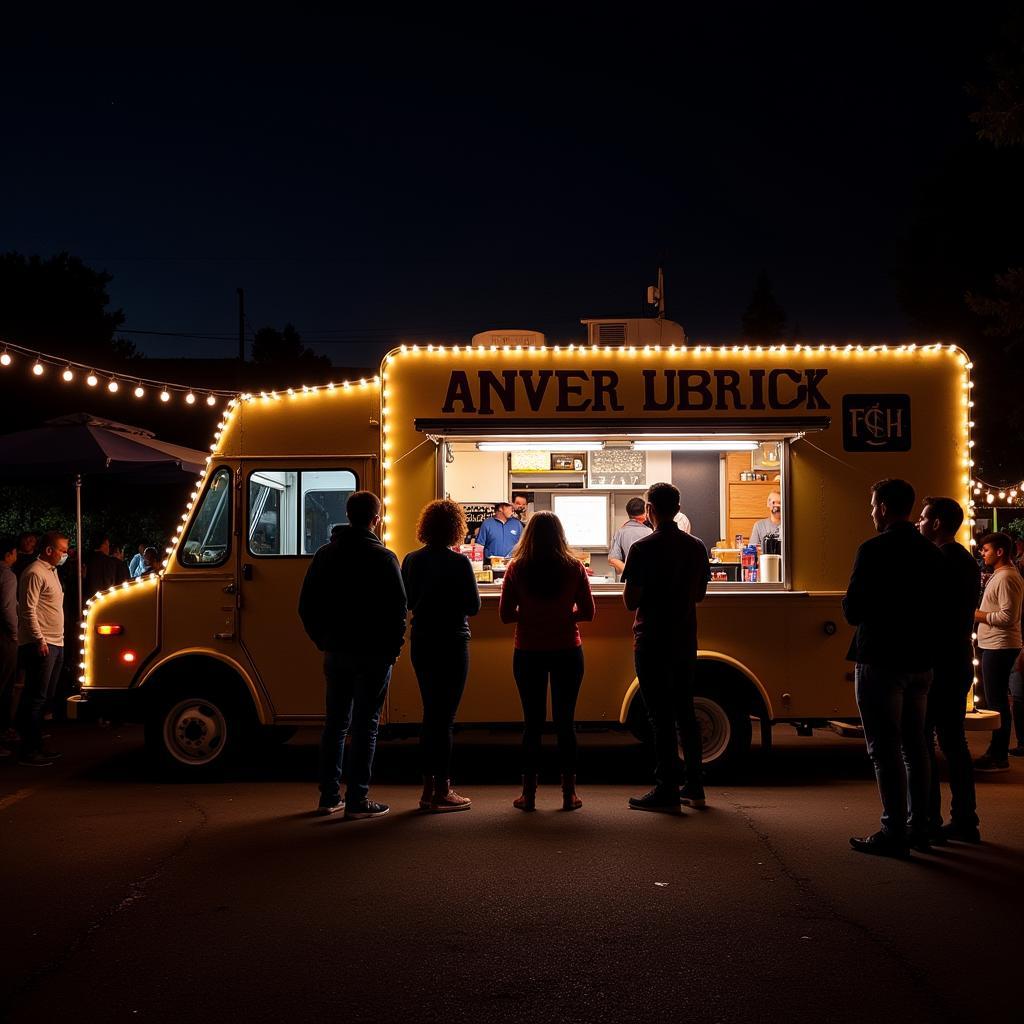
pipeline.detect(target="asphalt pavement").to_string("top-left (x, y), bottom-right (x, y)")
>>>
top-left (2, 723), bottom-right (1021, 1023)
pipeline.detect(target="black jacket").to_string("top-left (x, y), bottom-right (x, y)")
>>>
top-left (401, 545), bottom-right (481, 641)
top-left (842, 521), bottom-right (947, 671)
top-left (298, 526), bottom-right (407, 662)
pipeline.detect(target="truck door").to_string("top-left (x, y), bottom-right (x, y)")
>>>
top-left (238, 459), bottom-right (373, 718)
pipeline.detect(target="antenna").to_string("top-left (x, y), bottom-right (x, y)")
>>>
top-left (646, 267), bottom-right (666, 319)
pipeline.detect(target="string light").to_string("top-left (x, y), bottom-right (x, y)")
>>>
top-left (107, 378), bottom-right (119, 393)
top-left (0, 350), bottom-right (11, 366)
top-left (134, 383), bottom-right (145, 398)
top-left (86, 372), bottom-right (98, 387)
top-left (160, 389), bottom-right (171, 402)
top-left (32, 360), bottom-right (44, 376)
top-left (62, 367), bottom-right (74, 382)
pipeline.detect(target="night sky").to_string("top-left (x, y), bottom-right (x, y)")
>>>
top-left (1, 12), bottom-right (1005, 368)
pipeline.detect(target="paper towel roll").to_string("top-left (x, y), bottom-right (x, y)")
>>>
top-left (759, 554), bottom-right (781, 583)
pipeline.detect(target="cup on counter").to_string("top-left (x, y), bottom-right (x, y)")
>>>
top-left (759, 554), bottom-right (781, 583)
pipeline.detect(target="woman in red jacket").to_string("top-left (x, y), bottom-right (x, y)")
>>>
top-left (499, 511), bottom-right (595, 811)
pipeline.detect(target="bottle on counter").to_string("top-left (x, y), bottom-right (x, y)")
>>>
top-left (742, 544), bottom-right (758, 583)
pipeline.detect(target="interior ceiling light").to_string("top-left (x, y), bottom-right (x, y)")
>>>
top-left (633, 440), bottom-right (759, 451)
top-left (475, 441), bottom-right (605, 452)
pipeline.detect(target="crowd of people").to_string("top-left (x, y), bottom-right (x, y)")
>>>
top-left (0, 529), bottom-right (163, 766)
top-left (299, 480), bottom-right (1023, 856)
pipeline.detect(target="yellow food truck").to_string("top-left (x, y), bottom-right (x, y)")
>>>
top-left (72, 321), bottom-right (976, 776)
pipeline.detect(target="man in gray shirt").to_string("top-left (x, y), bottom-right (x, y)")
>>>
top-left (750, 491), bottom-right (782, 550)
top-left (608, 498), bottom-right (652, 577)
top-left (0, 536), bottom-right (18, 754)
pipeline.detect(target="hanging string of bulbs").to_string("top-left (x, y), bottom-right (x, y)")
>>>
top-left (970, 477), bottom-right (1024, 507)
top-left (0, 338), bottom-right (238, 407)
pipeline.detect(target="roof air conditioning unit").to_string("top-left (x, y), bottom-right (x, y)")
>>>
top-left (581, 318), bottom-right (687, 347)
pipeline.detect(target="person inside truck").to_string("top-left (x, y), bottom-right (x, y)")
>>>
top-left (750, 491), bottom-right (782, 551)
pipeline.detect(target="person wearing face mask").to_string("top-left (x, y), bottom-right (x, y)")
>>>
top-left (16, 530), bottom-right (69, 766)
top-left (750, 491), bottom-right (782, 551)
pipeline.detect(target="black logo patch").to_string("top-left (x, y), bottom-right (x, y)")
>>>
top-left (842, 394), bottom-right (911, 451)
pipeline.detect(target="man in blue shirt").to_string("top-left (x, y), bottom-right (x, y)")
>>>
top-left (476, 502), bottom-right (522, 560)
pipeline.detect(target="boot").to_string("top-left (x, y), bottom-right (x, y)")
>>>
top-left (419, 776), bottom-right (434, 810)
top-left (430, 777), bottom-right (472, 812)
top-left (561, 773), bottom-right (582, 811)
top-left (513, 774), bottom-right (537, 811)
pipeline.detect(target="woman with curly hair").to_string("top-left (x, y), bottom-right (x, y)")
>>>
top-left (499, 511), bottom-right (595, 811)
top-left (401, 499), bottom-right (481, 812)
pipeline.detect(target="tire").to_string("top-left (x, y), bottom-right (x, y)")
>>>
top-left (145, 682), bottom-right (253, 779)
top-left (625, 675), bottom-right (754, 768)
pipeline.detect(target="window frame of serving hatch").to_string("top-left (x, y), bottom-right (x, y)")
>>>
top-left (431, 432), bottom-right (800, 594)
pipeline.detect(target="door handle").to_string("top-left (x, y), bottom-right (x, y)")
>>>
top-left (242, 563), bottom-right (253, 581)
top-left (214, 632), bottom-right (234, 641)
top-left (222, 582), bottom-right (236, 594)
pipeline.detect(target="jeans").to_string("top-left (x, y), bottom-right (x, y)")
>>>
top-left (512, 646), bottom-right (584, 774)
top-left (16, 643), bottom-right (64, 755)
top-left (411, 635), bottom-right (469, 779)
top-left (318, 652), bottom-right (393, 804)
top-left (980, 647), bottom-right (1020, 759)
top-left (635, 646), bottom-right (702, 795)
top-left (0, 636), bottom-right (17, 732)
top-left (855, 663), bottom-right (931, 837)
top-left (926, 662), bottom-right (978, 830)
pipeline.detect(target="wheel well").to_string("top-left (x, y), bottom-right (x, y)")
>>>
top-left (142, 655), bottom-right (258, 722)
top-left (695, 660), bottom-right (770, 723)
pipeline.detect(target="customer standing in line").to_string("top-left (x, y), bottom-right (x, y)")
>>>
top-left (298, 491), bottom-right (407, 820)
top-left (843, 479), bottom-right (945, 858)
top-left (916, 497), bottom-right (982, 842)
top-left (499, 511), bottom-right (595, 811)
top-left (622, 482), bottom-right (711, 813)
top-left (973, 532), bottom-right (1024, 773)
top-left (402, 499), bottom-right (481, 812)
top-left (16, 530), bottom-right (69, 766)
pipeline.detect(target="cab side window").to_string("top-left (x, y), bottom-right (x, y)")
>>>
top-left (180, 467), bottom-right (232, 567)
top-left (248, 469), bottom-right (358, 557)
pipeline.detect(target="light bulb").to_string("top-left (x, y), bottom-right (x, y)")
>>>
top-left (86, 372), bottom-right (99, 387)
top-left (134, 384), bottom-right (145, 398)
top-left (160, 390), bottom-right (171, 403)
top-left (185, 392), bottom-right (196, 405)
top-left (205, 394), bottom-right (216, 406)
top-left (107, 379), bottom-right (119, 393)
top-left (62, 367), bottom-right (74, 382)
top-left (0, 351), bottom-right (11, 366)
top-left (32, 361), bottom-right (44, 376)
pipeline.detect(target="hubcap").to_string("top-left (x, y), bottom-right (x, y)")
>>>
top-left (164, 698), bottom-right (228, 766)
top-left (690, 696), bottom-right (732, 763)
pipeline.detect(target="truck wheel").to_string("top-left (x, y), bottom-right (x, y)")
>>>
top-left (145, 685), bottom-right (250, 778)
top-left (693, 683), bottom-right (752, 768)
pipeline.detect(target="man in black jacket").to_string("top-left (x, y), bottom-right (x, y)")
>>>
top-left (843, 478), bottom-right (946, 858)
top-left (299, 491), bottom-right (407, 819)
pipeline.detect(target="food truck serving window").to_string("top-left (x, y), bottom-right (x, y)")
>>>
top-left (439, 435), bottom-right (789, 588)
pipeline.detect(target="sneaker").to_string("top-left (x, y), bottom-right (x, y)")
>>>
top-left (629, 788), bottom-right (682, 813)
top-left (344, 799), bottom-right (390, 820)
top-left (936, 822), bottom-right (982, 844)
top-left (38, 748), bottom-right (63, 760)
top-left (1008, 746), bottom-right (1024, 757)
top-left (316, 797), bottom-right (345, 816)
top-left (974, 755), bottom-right (1010, 772)
top-left (18, 753), bottom-right (54, 767)
top-left (849, 831), bottom-right (911, 859)
top-left (680, 788), bottom-right (707, 809)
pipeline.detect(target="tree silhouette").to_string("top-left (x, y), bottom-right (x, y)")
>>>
top-left (0, 251), bottom-right (136, 363)
top-left (741, 272), bottom-right (787, 341)
top-left (252, 323), bottom-right (331, 371)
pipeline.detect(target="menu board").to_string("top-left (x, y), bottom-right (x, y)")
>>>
top-left (551, 494), bottom-right (609, 548)
top-left (588, 448), bottom-right (647, 487)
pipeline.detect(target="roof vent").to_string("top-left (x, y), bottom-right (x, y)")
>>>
top-left (471, 329), bottom-right (546, 348)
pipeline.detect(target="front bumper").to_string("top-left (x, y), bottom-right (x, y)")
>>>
top-left (67, 688), bottom-right (147, 722)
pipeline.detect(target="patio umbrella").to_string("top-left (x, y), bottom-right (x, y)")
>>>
top-left (0, 413), bottom-right (208, 617)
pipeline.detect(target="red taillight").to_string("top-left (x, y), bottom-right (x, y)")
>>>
top-left (120, 650), bottom-right (137, 664)
top-left (97, 624), bottom-right (123, 636)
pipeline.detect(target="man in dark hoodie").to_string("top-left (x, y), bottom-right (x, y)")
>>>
top-left (299, 490), bottom-right (407, 819)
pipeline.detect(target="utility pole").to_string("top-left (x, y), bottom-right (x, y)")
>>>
top-left (656, 266), bottom-right (665, 319)
top-left (237, 288), bottom-right (246, 361)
